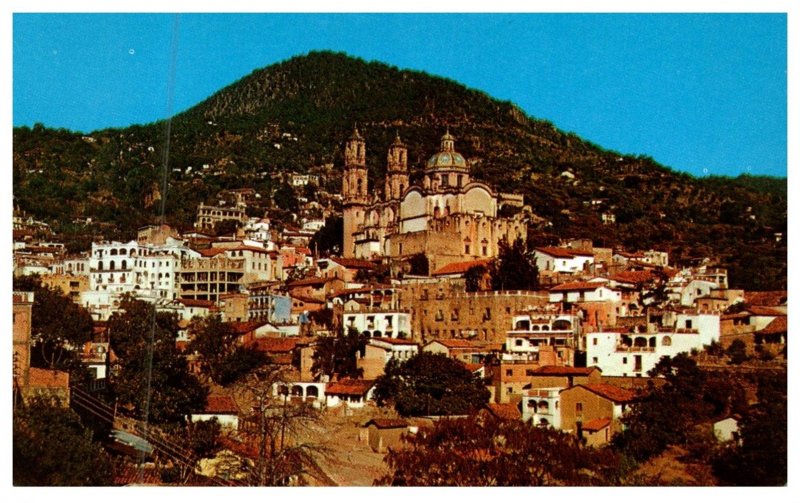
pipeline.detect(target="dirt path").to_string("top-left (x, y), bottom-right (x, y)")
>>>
top-left (302, 405), bottom-right (391, 486)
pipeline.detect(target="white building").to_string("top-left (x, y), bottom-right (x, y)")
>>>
top-left (548, 281), bottom-right (621, 304)
top-left (586, 313), bottom-right (720, 377)
top-left (505, 313), bottom-right (579, 361)
top-left (534, 247), bottom-right (594, 274)
top-left (521, 388), bottom-right (562, 428)
top-left (343, 311), bottom-right (411, 338)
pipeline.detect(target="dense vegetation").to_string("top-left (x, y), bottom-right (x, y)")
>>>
top-left (13, 51), bottom-right (786, 289)
top-left (374, 352), bottom-right (490, 417)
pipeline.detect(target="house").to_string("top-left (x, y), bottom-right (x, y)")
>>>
top-left (317, 257), bottom-right (377, 284)
top-left (548, 281), bottom-right (621, 304)
top-left (520, 367), bottom-right (602, 427)
top-left (587, 313), bottom-right (720, 376)
top-left (559, 383), bottom-right (637, 446)
top-left (23, 367), bottom-right (71, 405)
top-left (535, 247), bottom-right (594, 274)
top-left (483, 402), bottom-right (522, 421)
top-left (713, 417), bottom-right (740, 443)
top-left (343, 311), bottom-right (411, 339)
top-left (285, 276), bottom-right (344, 301)
top-left (505, 313), bottom-right (580, 366)
top-left (431, 258), bottom-right (494, 287)
top-left (190, 395), bottom-right (240, 430)
top-left (358, 338), bottom-right (419, 379)
top-left (324, 379), bottom-right (376, 409)
top-left (362, 418), bottom-right (409, 453)
top-left (422, 338), bottom-right (480, 363)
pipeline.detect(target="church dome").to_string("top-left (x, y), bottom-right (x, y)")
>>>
top-left (426, 130), bottom-right (468, 170)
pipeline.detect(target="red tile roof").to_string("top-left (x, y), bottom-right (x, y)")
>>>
top-left (176, 298), bottom-right (216, 308)
top-left (746, 306), bottom-right (786, 317)
top-left (578, 383), bottom-right (636, 403)
top-left (463, 363), bottom-right (485, 373)
top-left (325, 379), bottom-right (376, 396)
top-left (370, 337), bottom-right (419, 347)
top-left (286, 276), bottom-right (330, 287)
top-left (203, 395), bottom-right (239, 414)
top-left (291, 294), bottom-right (326, 305)
top-left (426, 338), bottom-right (476, 349)
top-left (536, 246), bottom-right (593, 258)
top-left (431, 258), bottom-right (493, 276)
top-left (581, 417), bottom-right (611, 432)
top-left (549, 281), bottom-right (604, 292)
top-left (228, 245), bottom-right (270, 254)
top-left (530, 366), bottom-right (599, 377)
top-left (608, 270), bottom-right (656, 284)
top-left (198, 248), bottom-right (225, 257)
top-left (229, 320), bottom-right (270, 335)
top-left (248, 337), bottom-right (298, 353)
top-left (27, 367), bottom-right (70, 389)
top-left (744, 291), bottom-right (787, 306)
top-left (486, 402), bottom-right (522, 420)
top-left (330, 257), bottom-right (377, 269)
top-left (614, 251), bottom-right (645, 259)
top-left (757, 316), bottom-right (787, 335)
top-left (364, 418), bottom-right (408, 429)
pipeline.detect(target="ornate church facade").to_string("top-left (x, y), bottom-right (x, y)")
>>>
top-left (341, 128), bottom-right (529, 273)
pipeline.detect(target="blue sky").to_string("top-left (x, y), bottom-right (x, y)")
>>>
top-left (12, 13), bottom-right (787, 178)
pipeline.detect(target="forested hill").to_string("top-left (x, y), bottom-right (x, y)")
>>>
top-left (12, 51), bottom-right (786, 290)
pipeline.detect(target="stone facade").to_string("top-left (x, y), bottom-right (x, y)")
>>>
top-left (341, 128), bottom-right (529, 272)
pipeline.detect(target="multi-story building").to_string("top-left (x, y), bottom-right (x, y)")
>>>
top-left (194, 203), bottom-right (247, 232)
top-left (586, 312), bottom-right (720, 377)
top-left (341, 128), bottom-right (529, 273)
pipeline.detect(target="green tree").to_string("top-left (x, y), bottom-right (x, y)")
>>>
top-left (187, 315), bottom-right (266, 385)
top-left (726, 339), bottom-right (749, 365)
top-left (407, 253), bottom-right (429, 276)
top-left (213, 218), bottom-right (241, 237)
top-left (12, 275), bottom-right (93, 371)
top-left (464, 264), bottom-right (489, 292)
top-left (273, 183), bottom-right (299, 213)
top-left (309, 215), bottom-right (343, 257)
top-left (373, 353), bottom-right (490, 417)
top-left (713, 373), bottom-right (787, 485)
top-left (234, 367), bottom-right (327, 485)
top-left (490, 237), bottom-right (538, 291)
top-left (312, 326), bottom-right (368, 379)
top-left (613, 353), bottom-right (745, 463)
top-left (14, 396), bottom-right (114, 486)
top-left (377, 414), bottom-right (619, 486)
top-left (107, 297), bottom-right (208, 424)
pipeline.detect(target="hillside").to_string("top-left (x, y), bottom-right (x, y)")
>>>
top-left (12, 51), bottom-right (787, 290)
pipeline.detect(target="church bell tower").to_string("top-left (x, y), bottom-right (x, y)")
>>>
top-left (342, 127), bottom-right (369, 258)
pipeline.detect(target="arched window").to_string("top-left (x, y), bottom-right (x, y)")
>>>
top-left (110, 249), bottom-right (118, 256)
top-left (109, 260), bottom-right (116, 271)
top-left (661, 336), bottom-right (672, 346)
top-left (434, 206), bottom-right (441, 218)
top-left (121, 260), bottom-right (127, 270)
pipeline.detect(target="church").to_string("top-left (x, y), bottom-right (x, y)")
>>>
top-left (341, 127), bottom-right (529, 273)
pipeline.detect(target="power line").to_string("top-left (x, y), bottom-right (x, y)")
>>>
top-left (70, 387), bottom-right (240, 486)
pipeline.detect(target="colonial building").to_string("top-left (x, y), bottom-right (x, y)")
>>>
top-left (341, 128), bottom-right (529, 272)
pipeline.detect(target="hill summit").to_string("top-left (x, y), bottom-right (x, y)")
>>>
top-left (12, 51), bottom-right (786, 290)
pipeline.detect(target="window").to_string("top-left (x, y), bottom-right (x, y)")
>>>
top-left (464, 244), bottom-right (470, 254)
top-left (685, 319), bottom-right (693, 329)
top-left (623, 357), bottom-right (628, 364)
top-left (515, 339), bottom-right (523, 347)
top-left (576, 403), bottom-right (583, 414)
top-left (592, 357), bottom-right (598, 364)
top-left (593, 337), bottom-right (598, 346)
top-left (505, 369), bottom-right (513, 377)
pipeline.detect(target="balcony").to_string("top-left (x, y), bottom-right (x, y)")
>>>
top-left (615, 346), bottom-right (656, 353)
